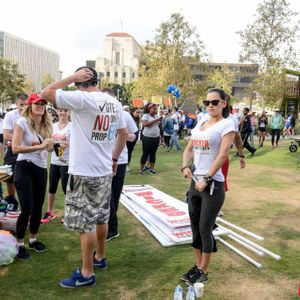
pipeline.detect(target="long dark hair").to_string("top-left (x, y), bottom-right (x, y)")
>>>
top-left (208, 88), bottom-right (230, 118)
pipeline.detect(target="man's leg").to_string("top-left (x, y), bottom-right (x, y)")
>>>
top-left (81, 232), bottom-right (96, 278)
top-left (95, 224), bottom-right (108, 261)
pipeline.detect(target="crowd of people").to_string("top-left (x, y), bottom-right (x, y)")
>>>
top-left (0, 66), bottom-right (298, 289)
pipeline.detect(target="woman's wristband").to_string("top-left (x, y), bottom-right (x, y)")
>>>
top-left (180, 165), bottom-right (189, 172)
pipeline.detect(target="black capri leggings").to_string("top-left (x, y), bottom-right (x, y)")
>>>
top-left (188, 180), bottom-right (225, 253)
top-left (14, 160), bottom-right (47, 240)
top-left (140, 136), bottom-right (160, 164)
top-left (49, 164), bottom-right (69, 195)
top-left (126, 132), bottom-right (139, 164)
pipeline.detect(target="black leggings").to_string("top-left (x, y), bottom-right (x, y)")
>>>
top-left (164, 135), bottom-right (171, 148)
top-left (49, 164), bottom-right (69, 195)
top-left (14, 160), bottom-right (47, 239)
top-left (126, 132), bottom-right (138, 164)
top-left (271, 129), bottom-right (280, 145)
top-left (140, 136), bottom-right (160, 164)
top-left (108, 163), bottom-right (127, 234)
top-left (188, 180), bottom-right (225, 253)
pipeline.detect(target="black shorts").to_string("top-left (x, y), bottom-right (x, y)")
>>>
top-left (49, 164), bottom-right (69, 195)
top-left (258, 127), bottom-right (266, 132)
top-left (3, 147), bottom-right (18, 183)
top-left (0, 134), bottom-right (3, 144)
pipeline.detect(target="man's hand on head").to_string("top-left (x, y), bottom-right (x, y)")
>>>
top-left (73, 68), bottom-right (94, 83)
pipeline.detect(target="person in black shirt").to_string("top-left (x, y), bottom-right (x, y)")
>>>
top-left (240, 108), bottom-right (256, 155)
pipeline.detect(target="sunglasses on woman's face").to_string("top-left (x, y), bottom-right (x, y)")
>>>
top-left (203, 99), bottom-right (220, 107)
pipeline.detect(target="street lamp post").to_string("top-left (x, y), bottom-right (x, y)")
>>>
top-left (117, 89), bottom-right (120, 101)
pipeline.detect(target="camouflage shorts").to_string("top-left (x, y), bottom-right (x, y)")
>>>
top-left (64, 174), bottom-right (112, 233)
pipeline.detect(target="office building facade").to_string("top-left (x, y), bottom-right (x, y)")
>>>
top-left (0, 31), bottom-right (60, 91)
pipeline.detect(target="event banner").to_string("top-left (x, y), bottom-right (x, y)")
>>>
top-left (122, 185), bottom-right (190, 228)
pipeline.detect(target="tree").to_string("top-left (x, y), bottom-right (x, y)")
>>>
top-left (248, 67), bottom-right (285, 109)
top-left (238, 0), bottom-right (299, 70)
top-left (0, 58), bottom-right (26, 106)
top-left (132, 13), bottom-right (207, 105)
top-left (41, 73), bottom-right (54, 89)
top-left (23, 79), bottom-right (36, 95)
top-left (101, 81), bottom-right (133, 104)
top-left (206, 64), bottom-right (236, 96)
top-left (237, 0), bottom-right (299, 108)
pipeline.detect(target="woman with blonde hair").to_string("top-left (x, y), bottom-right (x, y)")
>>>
top-left (12, 93), bottom-right (54, 260)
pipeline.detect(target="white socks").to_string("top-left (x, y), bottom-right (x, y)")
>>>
top-left (29, 238), bottom-right (36, 244)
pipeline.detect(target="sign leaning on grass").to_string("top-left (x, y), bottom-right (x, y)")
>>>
top-left (121, 185), bottom-right (281, 268)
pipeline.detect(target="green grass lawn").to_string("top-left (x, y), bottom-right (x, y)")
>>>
top-left (1, 139), bottom-right (299, 300)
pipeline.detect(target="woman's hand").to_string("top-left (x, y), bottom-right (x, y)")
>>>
top-left (40, 138), bottom-right (54, 150)
top-left (182, 167), bottom-right (193, 179)
top-left (195, 180), bottom-right (208, 192)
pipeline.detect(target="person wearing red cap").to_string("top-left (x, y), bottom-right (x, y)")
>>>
top-left (12, 93), bottom-right (54, 260)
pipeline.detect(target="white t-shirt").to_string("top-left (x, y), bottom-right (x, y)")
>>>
top-left (171, 112), bottom-right (180, 131)
top-left (51, 122), bottom-right (72, 166)
top-left (199, 113), bottom-right (239, 133)
top-left (191, 118), bottom-right (235, 182)
top-left (16, 117), bottom-right (48, 169)
top-left (56, 89), bottom-right (126, 177)
top-left (118, 111), bottom-right (138, 164)
top-left (141, 114), bottom-right (160, 138)
top-left (3, 109), bottom-right (21, 133)
top-left (0, 119), bottom-right (3, 134)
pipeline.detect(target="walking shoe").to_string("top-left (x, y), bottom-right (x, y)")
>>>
top-left (60, 268), bottom-right (96, 288)
top-left (149, 168), bottom-right (157, 175)
top-left (17, 246), bottom-right (32, 260)
top-left (40, 211), bottom-right (56, 224)
top-left (106, 232), bottom-right (120, 242)
top-left (251, 149), bottom-right (257, 156)
top-left (186, 269), bottom-right (208, 285)
top-left (142, 166), bottom-right (150, 172)
top-left (28, 240), bottom-right (47, 252)
top-left (181, 265), bottom-right (198, 282)
top-left (93, 252), bottom-right (107, 270)
top-left (138, 170), bottom-right (145, 175)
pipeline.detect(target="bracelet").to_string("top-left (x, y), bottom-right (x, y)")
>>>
top-left (180, 165), bottom-right (189, 172)
top-left (112, 158), bottom-right (118, 163)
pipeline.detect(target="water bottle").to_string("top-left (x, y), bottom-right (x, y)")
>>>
top-left (186, 286), bottom-right (195, 300)
top-left (174, 285), bottom-right (183, 300)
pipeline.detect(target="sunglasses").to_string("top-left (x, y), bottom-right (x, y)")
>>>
top-left (203, 99), bottom-right (220, 107)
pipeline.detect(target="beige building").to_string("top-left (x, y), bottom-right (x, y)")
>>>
top-left (0, 30), bottom-right (60, 91)
top-left (95, 32), bottom-right (142, 85)
top-left (190, 62), bottom-right (259, 100)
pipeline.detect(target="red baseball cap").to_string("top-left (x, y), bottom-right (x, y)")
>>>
top-left (26, 93), bottom-right (47, 105)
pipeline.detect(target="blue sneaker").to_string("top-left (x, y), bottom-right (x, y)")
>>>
top-left (60, 268), bottom-right (96, 288)
top-left (93, 252), bottom-right (107, 270)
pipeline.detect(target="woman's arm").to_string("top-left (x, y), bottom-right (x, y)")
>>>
top-left (142, 118), bottom-right (161, 127)
top-left (182, 140), bottom-right (194, 179)
top-left (209, 132), bottom-right (235, 177)
top-left (12, 125), bottom-right (52, 154)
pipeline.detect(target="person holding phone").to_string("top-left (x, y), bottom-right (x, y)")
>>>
top-left (181, 88), bottom-right (235, 285)
top-left (12, 93), bottom-right (53, 260)
top-left (139, 103), bottom-right (162, 175)
top-left (41, 107), bottom-right (71, 224)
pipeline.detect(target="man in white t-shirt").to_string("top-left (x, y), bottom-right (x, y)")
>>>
top-left (2, 93), bottom-right (27, 208)
top-left (102, 88), bottom-right (138, 241)
top-left (41, 67), bottom-right (128, 288)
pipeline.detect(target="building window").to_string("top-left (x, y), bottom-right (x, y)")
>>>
top-left (115, 72), bottom-right (118, 77)
top-left (122, 72), bottom-right (126, 78)
top-left (116, 52), bottom-right (120, 65)
top-left (132, 72), bottom-right (135, 79)
top-left (106, 71), bottom-right (110, 77)
top-left (240, 77), bottom-right (253, 83)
